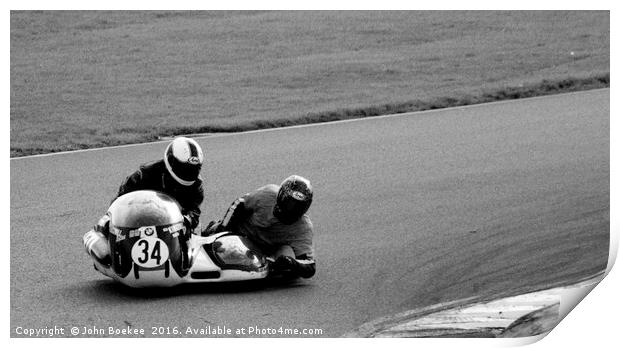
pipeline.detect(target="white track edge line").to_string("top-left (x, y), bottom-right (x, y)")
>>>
top-left (10, 88), bottom-right (608, 161)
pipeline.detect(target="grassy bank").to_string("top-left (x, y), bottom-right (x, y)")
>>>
top-left (160, 74), bottom-right (610, 135)
top-left (10, 11), bottom-right (610, 157)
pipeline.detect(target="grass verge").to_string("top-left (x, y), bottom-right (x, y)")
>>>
top-left (11, 73), bottom-right (608, 157)
top-left (163, 74), bottom-right (610, 135)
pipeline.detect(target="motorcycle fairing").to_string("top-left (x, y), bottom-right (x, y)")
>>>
top-left (108, 223), bottom-right (189, 280)
top-left (87, 190), bottom-right (270, 287)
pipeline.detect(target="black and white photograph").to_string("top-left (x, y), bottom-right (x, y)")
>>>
top-left (8, 8), bottom-right (613, 343)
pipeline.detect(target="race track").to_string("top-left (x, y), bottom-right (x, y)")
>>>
top-left (10, 90), bottom-right (609, 337)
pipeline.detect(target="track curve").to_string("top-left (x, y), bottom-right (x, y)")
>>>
top-left (10, 90), bottom-right (609, 337)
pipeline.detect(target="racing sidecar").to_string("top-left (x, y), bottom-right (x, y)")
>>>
top-left (85, 190), bottom-right (269, 288)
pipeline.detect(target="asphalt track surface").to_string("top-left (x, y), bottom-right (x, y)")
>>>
top-left (10, 89), bottom-right (609, 337)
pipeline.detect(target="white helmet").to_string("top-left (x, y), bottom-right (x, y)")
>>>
top-left (163, 137), bottom-right (204, 186)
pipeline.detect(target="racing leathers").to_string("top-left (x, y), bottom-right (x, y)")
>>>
top-left (115, 160), bottom-right (204, 231)
top-left (209, 184), bottom-right (316, 279)
top-left (93, 159), bottom-right (204, 243)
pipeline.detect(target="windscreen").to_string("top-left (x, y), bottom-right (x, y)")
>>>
top-left (109, 190), bottom-right (184, 228)
top-left (212, 235), bottom-right (266, 271)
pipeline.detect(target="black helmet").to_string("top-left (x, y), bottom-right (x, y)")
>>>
top-left (273, 175), bottom-right (313, 224)
top-left (163, 137), bottom-right (204, 186)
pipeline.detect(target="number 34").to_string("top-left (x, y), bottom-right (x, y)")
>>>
top-left (131, 237), bottom-right (170, 268)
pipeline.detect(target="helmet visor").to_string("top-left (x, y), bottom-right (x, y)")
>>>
top-left (274, 194), bottom-right (310, 223)
top-left (166, 152), bottom-right (201, 183)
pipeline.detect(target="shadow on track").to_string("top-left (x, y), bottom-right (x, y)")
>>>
top-left (78, 277), bottom-right (308, 300)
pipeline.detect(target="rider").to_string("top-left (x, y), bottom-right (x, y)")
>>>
top-left (83, 136), bottom-right (205, 267)
top-left (206, 175), bottom-right (316, 279)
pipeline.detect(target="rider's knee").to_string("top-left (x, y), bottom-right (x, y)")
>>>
top-left (83, 229), bottom-right (111, 267)
top-left (272, 245), bottom-right (296, 259)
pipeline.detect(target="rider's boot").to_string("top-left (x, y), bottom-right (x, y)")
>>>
top-left (83, 230), bottom-right (112, 267)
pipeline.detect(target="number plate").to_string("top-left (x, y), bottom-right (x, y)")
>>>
top-left (131, 237), bottom-right (170, 268)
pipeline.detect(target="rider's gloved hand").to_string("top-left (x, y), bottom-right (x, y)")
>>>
top-left (271, 255), bottom-right (297, 272)
top-left (270, 255), bottom-right (316, 279)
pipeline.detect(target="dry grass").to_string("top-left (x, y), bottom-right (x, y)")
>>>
top-left (10, 11), bottom-right (609, 157)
